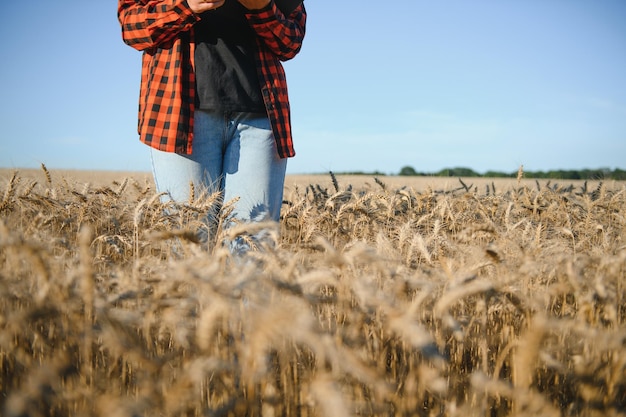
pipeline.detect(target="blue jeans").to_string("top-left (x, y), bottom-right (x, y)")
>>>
top-left (150, 110), bottom-right (287, 252)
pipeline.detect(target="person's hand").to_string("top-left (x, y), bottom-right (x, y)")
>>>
top-left (187, 0), bottom-right (226, 14)
top-left (237, 0), bottom-right (271, 10)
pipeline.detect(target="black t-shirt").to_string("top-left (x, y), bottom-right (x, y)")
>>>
top-left (194, 2), bottom-right (265, 113)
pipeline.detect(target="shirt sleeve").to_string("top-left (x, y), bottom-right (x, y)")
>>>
top-left (118, 0), bottom-right (200, 52)
top-left (245, 1), bottom-right (307, 61)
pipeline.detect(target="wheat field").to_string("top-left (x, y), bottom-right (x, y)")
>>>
top-left (0, 166), bottom-right (624, 417)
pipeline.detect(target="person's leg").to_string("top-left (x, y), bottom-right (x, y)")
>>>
top-left (150, 110), bottom-right (226, 202)
top-left (222, 112), bottom-right (287, 253)
top-left (222, 112), bottom-right (287, 222)
top-left (149, 110), bottom-right (227, 245)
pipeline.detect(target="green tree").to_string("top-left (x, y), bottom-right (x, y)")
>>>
top-left (612, 168), bottom-right (626, 180)
top-left (399, 166), bottom-right (417, 176)
top-left (437, 167), bottom-right (479, 177)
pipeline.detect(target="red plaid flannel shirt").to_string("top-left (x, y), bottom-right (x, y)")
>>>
top-left (118, 0), bottom-right (306, 158)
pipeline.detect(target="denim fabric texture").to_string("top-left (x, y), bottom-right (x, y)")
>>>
top-left (150, 110), bottom-right (287, 254)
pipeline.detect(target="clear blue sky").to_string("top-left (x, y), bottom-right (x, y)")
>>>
top-left (1, 1), bottom-right (625, 175)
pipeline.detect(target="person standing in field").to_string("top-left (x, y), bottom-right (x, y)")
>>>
top-left (117, 0), bottom-right (306, 253)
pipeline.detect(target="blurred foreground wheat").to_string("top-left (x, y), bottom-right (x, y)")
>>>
top-left (0, 167), bottom-right (624, 416)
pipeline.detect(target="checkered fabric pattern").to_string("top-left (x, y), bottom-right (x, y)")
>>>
top-left (118, 0), bottom-right (307, 158)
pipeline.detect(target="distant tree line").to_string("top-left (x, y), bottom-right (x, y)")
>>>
top-left (331, 167), bottom-right (626, 180)
top-left (397, 166), bottom-right (626, 180)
